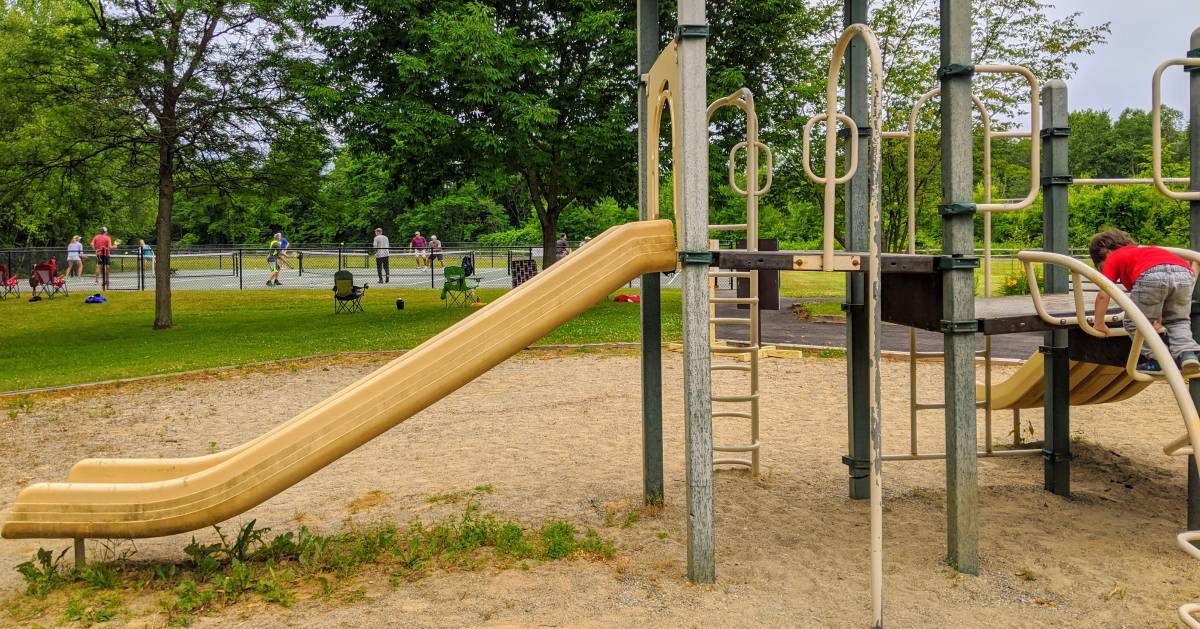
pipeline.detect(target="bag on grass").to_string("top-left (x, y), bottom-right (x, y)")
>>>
top-left (84, 293), bottom-right (107, 304)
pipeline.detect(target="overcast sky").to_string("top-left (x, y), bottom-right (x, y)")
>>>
top-left (1045, 1), bottom-right (1199, 114)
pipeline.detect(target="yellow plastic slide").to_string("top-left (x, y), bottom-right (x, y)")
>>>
top-left (978, 352), bottom-right (1149, 410)
top-left (2, 220), bottom-right (678, 540)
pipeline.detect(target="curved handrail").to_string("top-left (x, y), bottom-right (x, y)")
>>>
top-left (819, 23), bottom-right (886, 626)
top-left (1151, 58), bottom-right (1200, 201)
top-left (1017, 250), bottom-right (1200, 456)
top-left (972, 64), bottom-right (1041, 212)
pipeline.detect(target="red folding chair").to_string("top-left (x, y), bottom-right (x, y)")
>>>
top-left (0, 264), bottom-right (18, 300)
top-left (32, 264), bottom-right (67, 298)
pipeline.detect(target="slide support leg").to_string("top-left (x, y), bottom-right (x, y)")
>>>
top-left (1041, 340), bottom-right (1070, 495)
top-left (842, 0), bottom-right (871, 501)
top-left (1040, 79), bottom-right (1071, 496)
top-left (678, 0), bottom-right (715, 583)
top-left (940, 0), bottom-right (978, 574)
top-left (636, 0), bottom-right (664, 508)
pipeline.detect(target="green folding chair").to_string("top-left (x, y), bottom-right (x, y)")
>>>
top-left (332, 269), bottom-right (367, 313)
top-left (440, 266), bottom-right (479, 307)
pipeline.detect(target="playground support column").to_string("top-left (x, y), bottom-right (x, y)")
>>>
top-left (939, 0), bottom-right (978, 574)
top-left (637, 0), bottom-right (664, 508)
top-left (677, 0), bottom-right (716, 583)
top-left (1041, 80), bottom-right (1071, 496)
top-left (843, 0), bottom-right (871, 501)
top-left (1188, 27), bottom-right (1200, 532)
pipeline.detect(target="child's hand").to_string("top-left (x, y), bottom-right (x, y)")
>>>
top-left (1154, 319), bottom-right (1166, 333)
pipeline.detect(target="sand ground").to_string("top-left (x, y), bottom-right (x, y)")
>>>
top-left (1, 350), bottom-right (1198, 627)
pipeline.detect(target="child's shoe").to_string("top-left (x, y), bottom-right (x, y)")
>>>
top-left (1180, 352), bottom-right (1200, 376)
top-left (1136, 358), bottom-right (1165, 375)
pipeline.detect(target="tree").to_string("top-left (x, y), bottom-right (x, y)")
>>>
top-left (0, 0), bottom-right (300, 328)
top-left (303, 1), bottom-right (638, 268)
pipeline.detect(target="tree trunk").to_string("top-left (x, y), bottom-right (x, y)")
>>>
top-left (153, 121), bottom-right (175, 330)
top-left (540, 215), bottom-right (559, 270)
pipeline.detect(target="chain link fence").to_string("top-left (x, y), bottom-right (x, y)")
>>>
top-left (1, 244), bottom-right (553, 291)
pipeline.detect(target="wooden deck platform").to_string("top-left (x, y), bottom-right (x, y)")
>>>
top-left (710, 250), bottom-right (1121, 337)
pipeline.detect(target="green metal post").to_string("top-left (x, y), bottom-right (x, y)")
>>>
top-left (1041, 80), bottom-right (1071, 496)
top-left (843, 0), bottom-right (871, 501)
top-left (637, 0), bottom-right (664, 508)
top-left (939, 0), bottom-right (978, 574)
top-left (1187, 27), bottom-right (1200, 531)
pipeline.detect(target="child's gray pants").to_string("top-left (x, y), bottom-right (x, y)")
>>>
top-left (1123, 264), bottom-right (1200, 359)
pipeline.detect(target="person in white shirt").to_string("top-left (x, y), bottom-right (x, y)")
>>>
top-left (373, 227), bottom-right (391, 283)
top-left (66, 235), bottom-right (85, 279)
top-left (429, 235), bottom-right (445, 268)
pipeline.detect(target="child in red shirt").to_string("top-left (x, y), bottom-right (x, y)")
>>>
top-left (1090, 229), bottom-right (1200, 375)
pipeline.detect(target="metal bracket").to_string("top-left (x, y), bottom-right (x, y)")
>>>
top-left (677, 24), bottom-right (710, 39)
top-left (679, 250), bottom-right (713, 265)
top-left (1038, 344), bottom-right (1068, 356)
top-left (937, 63), bottom-right (975, 79)
top-left (841, 454), bottom-right (870, 479)
top-left (837, 126), bottom-right (872, 139)
top-left (1041, 448), bottom-right (1073, 463)
top-left (841, 301), bottom-right (865, 313)
top-left (935, 255), bottom-right (979, 271)
top-left (938, 202), bottom-right (977, 217)
top-left (1039, 126), bottom-right (1071, 138)
top-left (940, 319), bottom-right (980, 334)
top-left (1040, 175), bottom-right (1074, 186)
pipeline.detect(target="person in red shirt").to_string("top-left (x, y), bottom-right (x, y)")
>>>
top-left (1090, 229), bottom-right (1200, 375)
top-left (90, 227), bottom-right (113, 289)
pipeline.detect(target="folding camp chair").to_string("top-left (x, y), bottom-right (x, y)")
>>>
top-left (332, 269), bottom-right (367, 313)
top-left (0, 265), bottom-right (19, 300)
top-left (440, 266), bottom-right (479, 307)
top-left (32, 264), bottom-right (67, 298)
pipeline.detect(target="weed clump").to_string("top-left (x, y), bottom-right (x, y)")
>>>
top-left (7, 496), bottom-right (616, 626)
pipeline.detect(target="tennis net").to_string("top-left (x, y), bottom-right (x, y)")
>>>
top-left (107, 251), bottom-right (239, 278)
top-left (296, 249), bottom-right (477, 275)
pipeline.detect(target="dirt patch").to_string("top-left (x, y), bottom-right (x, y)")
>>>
top-left (347, 490), bottom-right (391, 514)
top-left (0, 351), bottom-right (1196, 627)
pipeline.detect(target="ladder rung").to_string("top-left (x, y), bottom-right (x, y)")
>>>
top-left (713, 394), bottom-right (759, 403)
top-left (710, 317), bottom-right (752, 325)
top-left (712, 364), bottom-right (753, 372)
top-left (714, 443), bottom-right (760, 453)
top-left (709, 271), bottom-right (751, 278)
top-left (713, 411), bottom-right (754, 420)
top-left (711, 345), bottom-right (759, 354)
top-left (714, 458), bottom-right (753, 467)
top-left (709, 297), bottom-right (758, 304)
top-left (708, 223), bottom-right (749, 231)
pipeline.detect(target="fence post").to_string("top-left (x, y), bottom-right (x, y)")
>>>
top-left (238, 249), bottom-right (244, 290)
top-left (338, 243), bottom-right (344, 271)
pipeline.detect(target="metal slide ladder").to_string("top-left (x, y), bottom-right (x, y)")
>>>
top-left (705, 89), bottom-right (771, 475)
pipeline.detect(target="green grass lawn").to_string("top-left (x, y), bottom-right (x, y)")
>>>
top-left (0, 288), bottom-right (681, 392)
